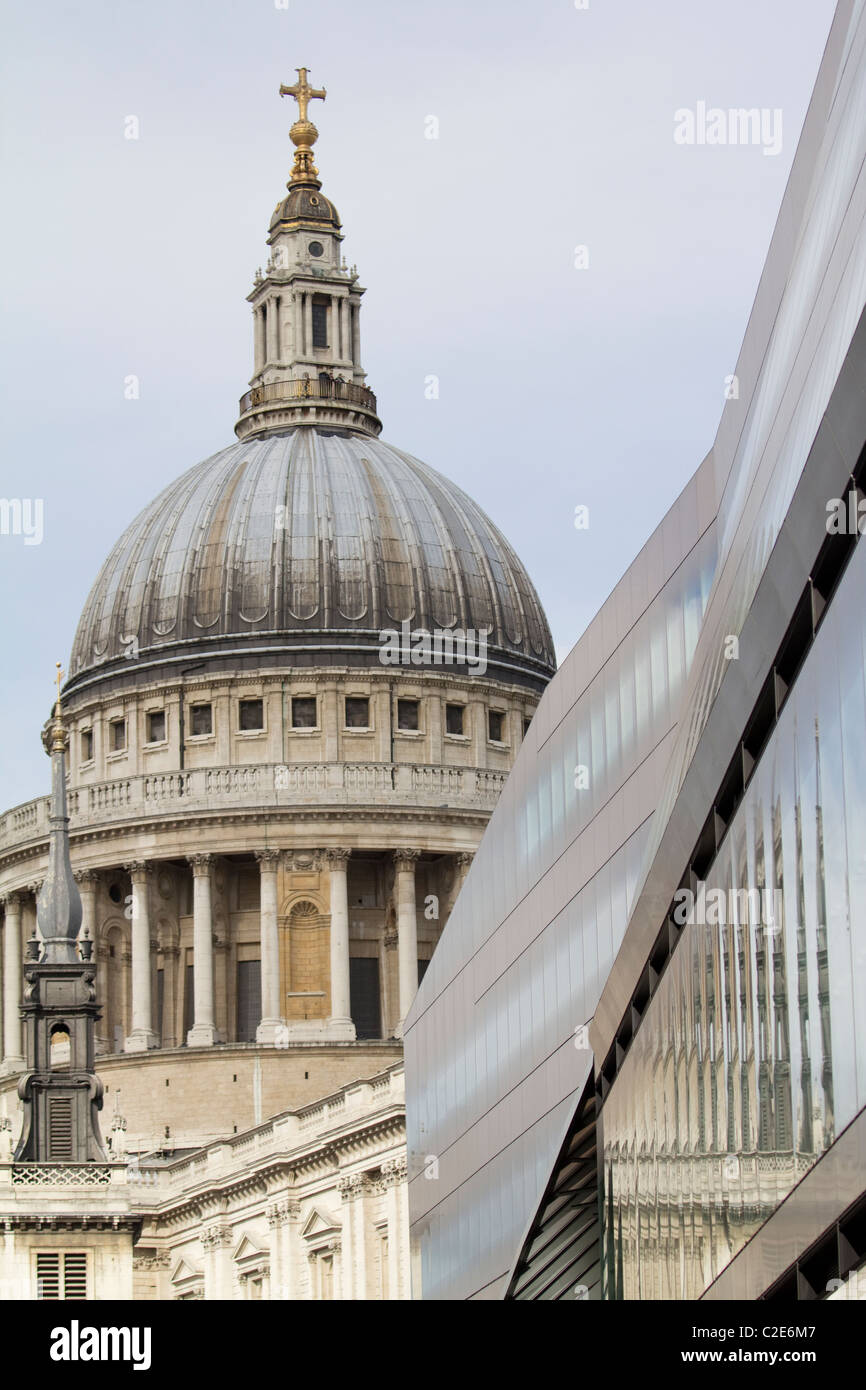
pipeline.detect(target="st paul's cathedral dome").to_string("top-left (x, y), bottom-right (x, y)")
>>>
top-left (0, 71), bottom-right (556, 1301)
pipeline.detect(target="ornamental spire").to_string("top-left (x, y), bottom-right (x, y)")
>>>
top-left (280, 67), bottom-right (327, 187)
top-left (36, 661), bottom-right (83, 963)
top-left (15, 663), bottom-right (105, 1163)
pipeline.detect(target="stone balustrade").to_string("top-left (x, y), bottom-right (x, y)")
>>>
top-left (0, 762), bottom-right (508, 856)
top-left (124, 1066), bottom-right (404, 1197)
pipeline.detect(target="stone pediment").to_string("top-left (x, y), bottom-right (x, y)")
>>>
top-left (170, 1256), bottom-right (202, 1286)
top-left (301, 1207), bottom-right (340, 1241)
top-left (233, 1232), bottom-right (268, 1265)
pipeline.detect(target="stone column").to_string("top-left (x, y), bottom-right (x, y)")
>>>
top-left (267, 1198), bottom-right (300, 1299)
top-left (187, 854), bottom-right (217, 1046)
top-left (351, 303), bottom-right (360, 365)
top-left (326, 849), bottom-right (355, 1040)
top-left (121, 943), bottom-right (132, 1045)
top-left (95, 941), bottom-right (110, 1053)
top-left (213, 930), bottom-right (228, 1044)
top-left (201, 1223), bottom-right (233, 1300)
top-left (339, 1172), bottom-right (369, 1298)
top-left (265, 297), bottom-right (276, 363)
top-left (379, 1156), bottom-right (408, 1298)
top-left (74, 869), bottom-right (99, 951)
top-left (125, 862), bottom-right (158, 1051)
top-left (452, 852), bottom-right (474, 913)
top-left (254, 305), bottom-right (265, 373)
top-left (330, 1238), bottom-right (344, 1301)
top-left (1, 893), bottom-right (24, 1071)
top-left (340, 297), bottom-right (350, 363)
top-left (162, 945), bottom-right (179, 1049)
top-left (75, 871), bottom-right (104, 1048)
top-left (394, 850), bottom-right (421, 1034)
top-left (256, 850), bottom-right (284, 1043)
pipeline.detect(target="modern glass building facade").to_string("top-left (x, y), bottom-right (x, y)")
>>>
top-left (405, 0), bottom-right (866, 1300)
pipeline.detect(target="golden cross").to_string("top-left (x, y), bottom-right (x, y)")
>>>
top-left (55, 661), bottom-right (64, 715)
top-left (280, 68), bottom-right (326, 123)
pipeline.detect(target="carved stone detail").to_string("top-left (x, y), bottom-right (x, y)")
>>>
top-left (393, 849), bottom-right (421, 873)
top-left (338, 1171), bottom-right (369, 1202)
top-left (133, 1251), bottom-right (171, 1271)
top-left (124, 861), bottom-right (152, 884)
top-left (371, 1156), bottom-right (408, 1193)
top-left (266, 1198), bottom-right (300, 1228)
top-left (255, 848), bottom-right (282, 868)
top-left (201, 1223), bottom-right (233, 1250)
top-left (73, 869), bottom-right (101, 887)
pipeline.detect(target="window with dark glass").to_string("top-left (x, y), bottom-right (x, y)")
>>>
top-left (238, 698), bottom-right (264, 731)
top-left (345, 697), bottom-right (370, 728)
top-left (523, 716), bottom-right (532, 737)
top-left (312, 298), bottom-right (328, 348)
top-left (292, 697), bottom-right (317, 728)
top-left (184, 963), bottom-right (194, 1041)
top-left (236, 960), bottom-right (262, 1043)
top-left (445, 703), bottom-right (465, 736)
top-left (80, 729), bottom-right (93, 762)
top-left (109, 718), bottom-right (126, 752)
top-left (397, 699), bottom-right (419, 731)
top-left (191, 703), bottom-right (213, 737)
top-left (488, 710), bottom-right (505, 742)
top-left (147, 710), bottom-right (166, 743)
top-left (350, 957), bottom-right (381, 1039)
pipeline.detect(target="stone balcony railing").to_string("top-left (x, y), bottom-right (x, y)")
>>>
top-left (238, 375), bottom-right (378, 419)
top-left (0, 1163), bottom-right (127, 1189)
top-left (124, 1065), bottom-right (405, 1197)
top-left (0, 761), bottom-right (508, 857)
top-left (235, 374), bottom-right (382, 440)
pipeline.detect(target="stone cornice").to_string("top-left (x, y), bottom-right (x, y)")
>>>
top-left (127, 1112), bottom-right (405, 1226)
top-left (0, 1211), bottom-right (141, 1234)
top-left (0, 803), bottom-right (489, 881)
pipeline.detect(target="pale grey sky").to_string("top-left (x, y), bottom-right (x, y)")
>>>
top-left (0, 0), bottom-right (837, 807)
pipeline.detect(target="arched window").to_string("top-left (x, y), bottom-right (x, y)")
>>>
top-left (49, 1024), bottom-right (71, 1070)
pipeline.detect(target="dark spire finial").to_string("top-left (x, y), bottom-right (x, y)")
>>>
top-left (35, 661), bottom-right (82, 963)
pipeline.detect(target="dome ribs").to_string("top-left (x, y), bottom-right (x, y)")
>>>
top-left (65, 430), bottom-right (555, 695)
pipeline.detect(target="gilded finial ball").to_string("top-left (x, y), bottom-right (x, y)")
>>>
top-left (290, 119), bottom-right (319, 148)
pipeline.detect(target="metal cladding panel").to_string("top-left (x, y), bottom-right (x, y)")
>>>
top-left (405, 487), bottom-right (717, 1299)
top-left (406, 1), bottom-right (866, 1300)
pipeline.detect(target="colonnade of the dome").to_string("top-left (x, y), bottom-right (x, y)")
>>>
top-left (0, 846), bottom-right (472, 1072)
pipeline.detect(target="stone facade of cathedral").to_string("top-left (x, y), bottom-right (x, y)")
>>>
top-left (0, 71), bottom-right (554, 1299)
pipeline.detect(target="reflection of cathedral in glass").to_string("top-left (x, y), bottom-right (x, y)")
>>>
top-left (406, 0), bottom-right (866, 1302)
top-left (600, 589), bottom-right (862, 1298)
